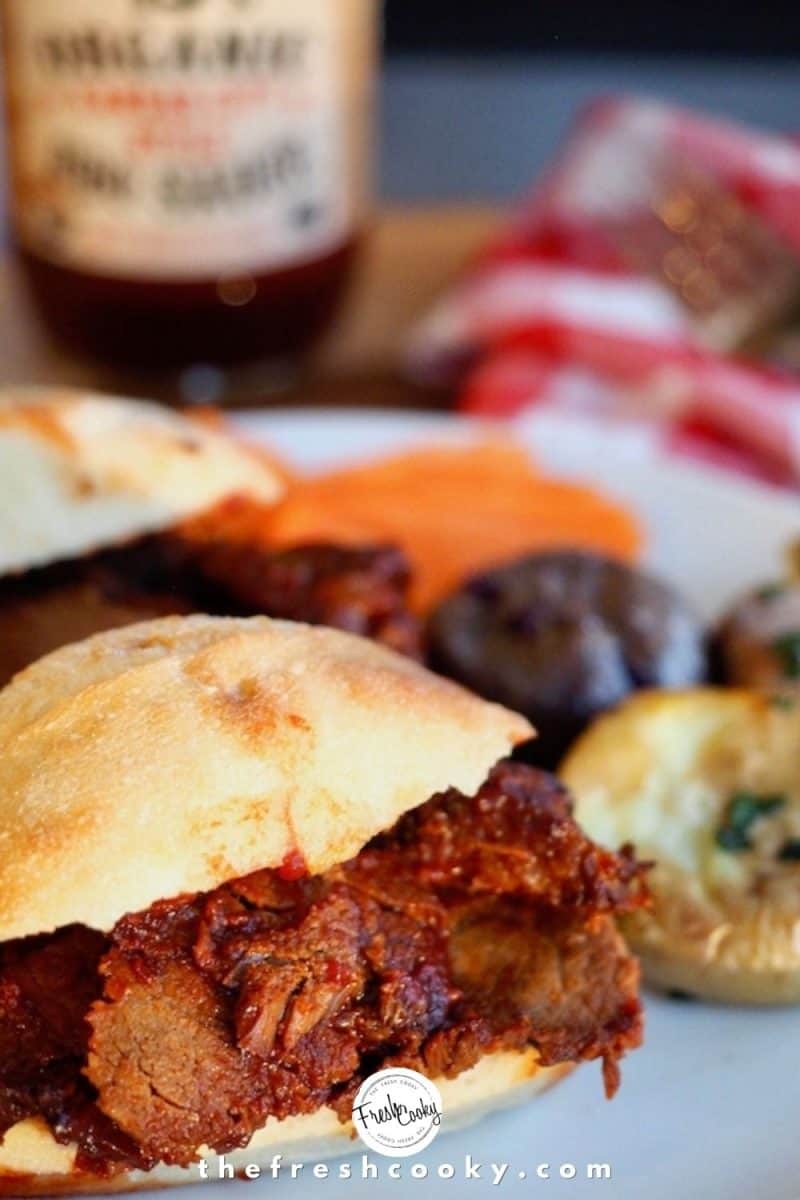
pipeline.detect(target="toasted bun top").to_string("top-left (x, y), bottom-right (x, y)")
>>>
top-left (0, 387), bottom-right (284, 575)
top-left (0, 616), bottom-right (532, 942)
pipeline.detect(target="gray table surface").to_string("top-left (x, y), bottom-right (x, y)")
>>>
top-left (380, 54), bottom-right (800, 202)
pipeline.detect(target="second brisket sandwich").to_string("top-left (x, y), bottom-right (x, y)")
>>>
top-left (0, 389), bottom-right (421, 684)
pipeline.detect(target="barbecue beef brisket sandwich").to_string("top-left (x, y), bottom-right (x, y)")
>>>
top-left (0, 388), bottom-right (284, 579)
top-left (0, 389), bottom-right (421, 684)
top-left (0, 616), bottom-right (646, 1193)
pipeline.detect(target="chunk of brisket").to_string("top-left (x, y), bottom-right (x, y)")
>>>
top-left (0, 534), bottom-right (421, 685)
top-left (0, 763), bottom-right (646, 1175)
top-left (0, 926), bottom-right (150, 1176)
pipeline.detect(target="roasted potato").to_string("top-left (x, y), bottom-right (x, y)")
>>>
top-left (561, 688), bottom-right (800, 1004)
top-left (713, 579), bottom-right (800, 690)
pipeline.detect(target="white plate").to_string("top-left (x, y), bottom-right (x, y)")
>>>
top-left (215, 409), bottom-right (799, 1200)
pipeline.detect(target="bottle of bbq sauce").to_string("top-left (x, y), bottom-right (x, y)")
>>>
top-left (2, 0), bottom-right (377, 386)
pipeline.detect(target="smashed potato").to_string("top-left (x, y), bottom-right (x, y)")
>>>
top-left (713, 581), bottom-right (800, 690)
top-left (561, 688), bottom-right (800, 1004)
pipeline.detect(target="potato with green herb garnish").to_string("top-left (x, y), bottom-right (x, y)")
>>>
top-left (713, 575), bottom-right (800, 691)
top-left (561, 688), bottom-right (800, 1004)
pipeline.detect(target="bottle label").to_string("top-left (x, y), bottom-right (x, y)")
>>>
top-left (5, 0), bottom-right (373, 280)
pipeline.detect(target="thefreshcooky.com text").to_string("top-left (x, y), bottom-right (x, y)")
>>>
top-left (198, 1152), bottom-right (613, 1185)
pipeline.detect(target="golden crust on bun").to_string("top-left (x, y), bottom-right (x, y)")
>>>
top-left (0, 388), bottom-right (283, 576)
top-left (0, 615), bottom-right (532, 943)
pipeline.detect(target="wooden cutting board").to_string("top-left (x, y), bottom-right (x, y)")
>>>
top-left (0, 206), bottom-right (500, 409)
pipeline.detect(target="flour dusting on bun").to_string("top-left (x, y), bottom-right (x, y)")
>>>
top-left (0, 617), bottom-right (644, 1193)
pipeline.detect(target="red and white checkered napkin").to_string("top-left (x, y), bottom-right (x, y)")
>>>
top-left (408, 96), bottom-right (800, 488)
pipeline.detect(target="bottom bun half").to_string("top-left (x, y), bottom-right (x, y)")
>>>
top-left (0, 1051), bottom-right (571, 1195)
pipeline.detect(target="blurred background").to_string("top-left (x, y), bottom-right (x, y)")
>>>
top-left (2, 0), bottom-right (800, 477)
top-left (386, 1), bottom-right (800, 56)
top-left (381, 0), bottom-right (800, 201)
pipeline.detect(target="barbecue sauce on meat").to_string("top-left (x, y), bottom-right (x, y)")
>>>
top-left (0, 763), bottom-right (646, 1176)
top-left (0, 536), bottom-right (422, 685)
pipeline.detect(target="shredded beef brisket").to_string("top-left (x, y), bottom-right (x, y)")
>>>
top-left (0, 763), bottom-right (646, 1175)
top-left (0, 926), bottom-right (150, 1175)
top-left (0, 533), bottom-right (421, 684)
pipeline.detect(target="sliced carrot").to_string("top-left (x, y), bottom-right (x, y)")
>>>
top-left (262, 440), bottom-right (642, 612)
